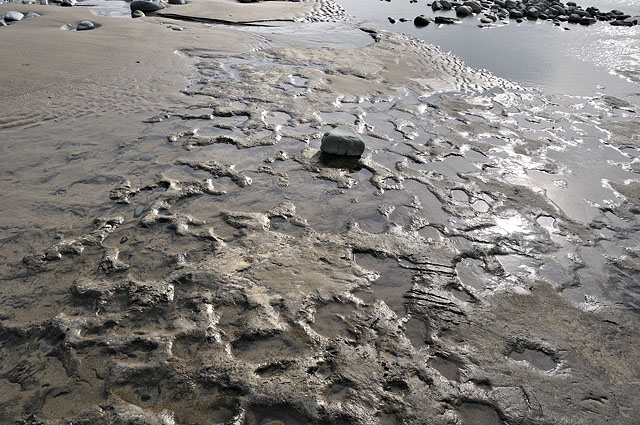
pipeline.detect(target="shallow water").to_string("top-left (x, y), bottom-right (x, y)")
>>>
top-left (337, 0), bottom-right (640, 96)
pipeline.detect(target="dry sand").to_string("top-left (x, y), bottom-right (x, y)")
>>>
top-left (0, 4), bottom-right (262, 128)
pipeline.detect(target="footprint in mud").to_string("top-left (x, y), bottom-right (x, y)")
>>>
top-left (450, 285), bottom-right (476, 303)
top-left (325, 380), bottom-right (352, 403)
top-left (471, 199), bottom-right (490, 213)
top-left (428, 355), bottom-right (460, 382)
top-left (231, 333), bottom-right (308, 363)
top-left (451, 189), bottom-right (469, 202)
top-left (352, 253), bottom-right (413, 317)
top-left (246, 405), bottom-right (306, 425)
top-left (404, 316), bottom-right (431, 347)
top-left (458, 402), bottom-right (505, 425)
top-left (312, 302), bottom-right (357, 339)
top-left (536, 215), bottom-right (555, 231)
top-left (509, 347), bottom-right (557, 371)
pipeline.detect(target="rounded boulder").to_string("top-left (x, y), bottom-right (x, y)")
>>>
top-left (4, 11), bottom-right (24, 21)
top-left (77, 20), bottom-right (95, 30)
top-left (456, 5), bottom-right (473, 16)
top-left (320, 126), bottom-right (365, 157)
top-left (414, 14), bottom-right (431, 26)
top-left (130, 0), bottom-right (165, 12)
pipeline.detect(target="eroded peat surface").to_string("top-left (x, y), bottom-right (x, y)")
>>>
top-left (1, 12), bottom-right (640, 425)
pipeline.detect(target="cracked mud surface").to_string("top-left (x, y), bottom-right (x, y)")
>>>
top-left (1, 20), bottom-right (640, 425)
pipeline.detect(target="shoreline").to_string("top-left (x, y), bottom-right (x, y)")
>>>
top-left (1, 1), bottom-right (640, 424)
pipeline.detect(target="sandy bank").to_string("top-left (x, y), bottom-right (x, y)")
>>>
top-left (0, 4), bottom-right (261, 129)
top-left (155, 0), bottom-right (314, 23)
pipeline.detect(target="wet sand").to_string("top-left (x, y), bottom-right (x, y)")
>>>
top-left (1, 1), bottom-right (640, 424)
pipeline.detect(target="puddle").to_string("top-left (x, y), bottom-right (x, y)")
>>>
top-left (353, 253), bottom-right (413, 316)
top-left (458, 402), bottom-right (505, 425)
top-left (455, 258), bottom-right (498, 291)
top-left (509, 348), bottom-right (557, 371)
top-left (404, 316), bottom-right (431, 347)
top-left (451, 189), bottom-right (469, 202)
top-left (471, 199), bottom-right (490, 213)
top-left (536, 215), bottom-right (555, 230)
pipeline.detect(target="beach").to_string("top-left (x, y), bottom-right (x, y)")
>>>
top-left (1, 0), bottom-right (639, 423)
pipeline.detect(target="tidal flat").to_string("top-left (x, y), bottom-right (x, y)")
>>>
top-left (0, 0), bottom-right (639, 424)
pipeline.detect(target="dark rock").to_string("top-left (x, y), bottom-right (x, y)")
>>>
top-left (538, 12), bottom-right (548, 19)
top-left (388, 17), bottom-right (396, 23)
top-left (610, 9), bottom-right (623, 15)
top-left (526, 7), bottom-right (539, 18)
top-left (4, 11), bottom-right (24, 21)
top-left (434, 15), bottom-right (459, 23)
top-left (320, 126), bottom-right (365, 157)
top-left (431, 1), bottom-right (443, 10)
top-left (130, 0), bottom-right (165, 12)
top-left (456, 5), bottom-right (473, 16)
top-left (76, 20), bottom-right (95, 30)
top-left (566, 1), bottom-right (576, 6)
top-left (556, 14), bottom-right (568, 21)
top-left (579, 16), bottom-right (596, 25)
top-left (414, 14), bottom-right (431, 26)
top-left (509, 9), bottom-right (523, 18)
top-left (550, 5), bottom-right (565, 15)
top-left (440, 0), bottom-right (452, 9)
top-left (484, 13), bottom-right (497, 21)
top-left (76, 20), bottom-right (96, 30)
top-left (0, 19), bottom-right (6, 27)
top-left (610, 19), bottom-right (633, 26)
top-left (480, 17), bottom-right (492, 23)
top-left (505, 0), bottom-right (517, 9)
top-left (567, 13), bottom-right (580, 22)
top-left (463, 0), bottom-right (481, 13)
top-left (61, 0), bottom-right (76, 6)
top-left (168, 0), bottom-right (185, 4)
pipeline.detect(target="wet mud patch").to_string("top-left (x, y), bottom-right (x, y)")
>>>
top-left (2, 19), bottom-right (640, 425)
top-left (254, 359), bottom-right (296, 378)
top-left (245, 404), bottom-right (308, 425)
top-left (428, 354), bottom-right (460, 381)
top-left (231, 332), bottom-right (309, 363)
top-left (325, 379), bottom-right (353, 403)
top-left (311, 301), bottom-right (357, 339)
top-left (450, 285), bottom-right (476, 303)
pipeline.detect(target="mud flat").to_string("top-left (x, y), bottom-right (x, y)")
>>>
top-left (1, 1), bottom-right (640, 424)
